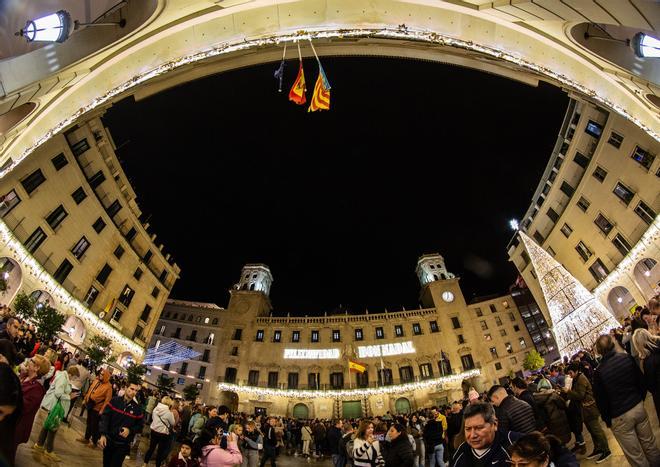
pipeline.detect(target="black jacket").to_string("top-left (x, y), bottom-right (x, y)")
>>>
top-left (262, 425), bottom-right (278, 448)
top-left (382, 433), bottom-right (414, 467)
top-left (642, 347), bottom-right (660, 395)
top-left (593, 350), bottom-right (646, 426)
top-left (423, 419), bottom-right (444, 447)
top-left (327, 426), bottom-right (343, 455)
top-left (99, 395), bottom-right (144, 445)
top-left (452, 431), bottom-right (522, 467)
top-left (518, 390), bottom-right (542, 429)
top-left (495, 396), bottom-right (536, 434)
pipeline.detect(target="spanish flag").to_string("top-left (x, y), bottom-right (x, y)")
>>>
top-left (104, 298), bottom-right (116, 313)
top-left (288, 60), bottom-right (307, 105)
top-left (308, 63), bottom-right (331, 112)
top-left (348, 360), bottom-right (366, 373)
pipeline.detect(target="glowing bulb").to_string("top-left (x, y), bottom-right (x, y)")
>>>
top-left (509, 219), bottom-right (519, 231)
top-left (617, 297), bottom-right (623, 303)
top-left (644, 270), bottom-right (651, 277)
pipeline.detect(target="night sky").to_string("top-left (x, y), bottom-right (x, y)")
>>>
top-left (103, 57), bottom-right (568, 316)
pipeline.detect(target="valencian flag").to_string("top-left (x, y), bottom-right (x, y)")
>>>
top-left (288, 42), bottom-right (306, 105)
top-left (307, 39), bottom-right (331, 112)
top-left (348, 359), bottom-right (366, 373)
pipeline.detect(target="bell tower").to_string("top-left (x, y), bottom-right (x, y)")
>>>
top-left (416, 253), bottom-right (455, 286)
top-left (417, 253), bottom-right (466, 309)
top-left (227, 263), bottom-right (273, 317)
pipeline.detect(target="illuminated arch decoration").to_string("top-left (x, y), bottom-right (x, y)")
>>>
top-left (519, 232), bottom-right (619, 358)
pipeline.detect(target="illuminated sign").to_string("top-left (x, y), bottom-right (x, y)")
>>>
top-left (357, 341), bottom-right (415, 358)
top-left (284, 348), bottom-right (340, 359)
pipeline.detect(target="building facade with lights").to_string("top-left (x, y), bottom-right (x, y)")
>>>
top-left (158, 259), bottom-right (549, 418)
top-left (0, 114), bottom-right (180, 360)
top-left (508, 97), bottom-right (659, 325)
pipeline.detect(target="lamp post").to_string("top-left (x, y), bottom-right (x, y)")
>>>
top-left (15, 9), bottom-right (126, 43)
top-left (632, 32), bottom-right (660, 58)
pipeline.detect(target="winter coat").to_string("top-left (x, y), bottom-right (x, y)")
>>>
top-left (327, 426), bottom-right (343, 455)
top-left (84, 370), bottom-right (112, 413)
top-left (353, 438), bottom-right (384, 467)
top-left (14, 378), bottom-right (45, 446)
top-left (518, 390), bottom-right (542, 429)
top-left (423, 418), bottom-right (444, 448)
top-left (533, 389), bottom-right (570, 444)
top-left (41, 370), bottom-right (71, 415)
top-left (382, 433), bottom-right (414, 467)
top-left (200, 441), bottom-right (243, 467)
top-left (641, 347), bottom-right (660, 395)
top-left (565, 372), bottom-right (600, 421)
top-left (151, 402), bottom-right (176, 435)
top-left (168, 452), bottom-right (200, 467)
top-left (312, 422), bottom-right (326, 441)
top-left (99, 395), bottom-right (144, 445)
top-left (495, 395), bottom-right (536, 434)
top-left (301, 425), bottom-right (313, 442)
top-left (189, 413), bottom-right (207, 436)
top-left (593, 350), bottom-right (646, 426)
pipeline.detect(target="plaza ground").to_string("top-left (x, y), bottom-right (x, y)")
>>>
top-left (15, 399), bottom-right (660, 466)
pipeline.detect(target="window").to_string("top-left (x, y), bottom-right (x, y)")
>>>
top-left (499, 329), bottom-right (507, 337)
top-left (546, 207), bottom-right (559, 223)
top-left (480, 320), bottom-right (488, 330)
top-left (559, 181), bottom-right (575, 197)
top-left (634, 200), bottom-right (656, 225)
top-left (158, 325), bottom-right (166, 336)
top-left (113, 245), bottom-right (125, 259)
top-left (92, 217), bottom-right (106, 233)
top-left (201, 349), bottom-right (210, 362)
top-left (233, 329), bottom-right (242, 340)
top-left (0, 190), bottom-right (21, 217)
top-left (613, 182), bottom-right (635, 205)
top-left (631, 146), bottom-right (655, 170)
top-left (519, 337), bottom-right (527, 348)
top-left (589, 258), bottom-right (609, 283)
top-left (420, 363), bottom-right (433, 379)
top-left (292, 331), bottom-right (300, 342)
top-left (495, 317), bottom-right (503, 326)
top-left (475, 308), bottom-right (483, 317)
top-left (484, 333), bottom-right (492, 341)
top-left (332, 330), bottom-right (341, 342)
top-left (21, 169), bottom-right (46, 194)
top-left (133, 325), bottom-right (144, 340)
top-left (140, 305), bottom-right (152, 322)
top-left (133, 268), bottom-right (143, 280)
top-left (585, 120), bottom-right (603, 138)
top-left (311, 330), bottom-right (319, 342)
top-left (88, 170), bottom-right (106, 189)
top-left (430, 321), bottom-right (439, 333)
top-left (399, 366), bottom-right (414, 383)
top-left (533, 231), bottom-right (545, 244)
top-left (458, 334), bottom-right (465, 344)
top-left (560, 223), bottom-right (573, 238)
top-left (354, 328), bottom-right (363, 341)
top-left (575, 241), bottom-right (592, 262)
top-left (106, 199), bottom-right (122, 217)
top-left (70, 138), bottom-right (90, 156)
top-left (514, 325), bottom-right (520, 332)
top-left (45, 205), bottom-right (68, 229)
top-left (256, 330), bottom-right (264, 342)
top-left (612, 234), bottom-right (632, 257)
top-left (461, 354), bottom-right (475, 370)
top-left (330, 372), bottom-right (344, 389)
top-left (69, 186), bottom-right (87, 205)
top-left (375, 327), bottom-right (384, 339)
top-left (573, 152), bottom-right (589, 168)
top-left (82, 286), bottom-right (99, 307)
top-left (273, 330), bottom-right (282, 342)
top-left (230, 346), bottom-right (237, 356)
top-left (494, 362), bottom-right (502, 371)
top-left (268, 372), bottom-right (279, 388)
top-left (225, 367), bottom-right (237, 383)
top-left (144, 250), bottom-right (153, 263)
top-left (394, 325), bottom-right (404, 337)
top-left (51, 153), bottom-right (68, 170)
top-left (24, 227), bottom-right (47, 253)
top-left (94, 263), bottom-right (112, 285)
top-left (489, 304), bottom-right (497, 313)
top-left (506, 342), bottom-right (514, 354)
top-left (592, 166), bottom-right (607, 182)
top-left (511, 356), bottom-right (518, 365)
top-left (608, 132), bottom-right (623, 148)
top-left (53, 259), bottom-right (73, 284)
top-left (412, 323), bottom-right (422, 335)
top-left (198, 366), bottom-right (207, 380)
top-left (577, 196), bottom-right (590, 212)
top-left (125, 227), bottom-right (137, 241)
top-left (118, 285), bottom-right (135, 307)
top-left (451, 317), bottom-right (461, 329)
top-left (508, 312), bottom-right (515, 322)
top-left (288, 372), bottom-right (299, 389)
top-left (151, 287), bottom-right (160, 298)
top-left (71, 236), bottom-right (90, 259)
top-left (594, 214), bottom-right (613, 234)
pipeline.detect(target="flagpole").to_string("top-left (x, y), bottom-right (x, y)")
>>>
top-left (308, 38), bottom-right (321, 65)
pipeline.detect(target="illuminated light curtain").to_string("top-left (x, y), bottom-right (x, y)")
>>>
top-left (143, 341), bottom-right (201, 366)
top-left (519, 232), bottom-right (619, 358)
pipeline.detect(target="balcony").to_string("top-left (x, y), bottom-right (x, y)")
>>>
top-left (186, 335), bottom-right (197, 342)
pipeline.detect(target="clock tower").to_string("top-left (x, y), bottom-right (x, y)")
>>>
top-left (416, 254), bottom-right (466, 309)
top-left (227, 263), bottom-right (273, 318)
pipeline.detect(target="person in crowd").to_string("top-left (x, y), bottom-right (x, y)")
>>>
top-left (207, 405), bottom-right (230, 435)
top-left (593, 334), bottom-right (660, 466)
top-left (34, 365), bottom-right (77, 462)
top-left (407, 417), bottom-right (423, 467)
top-left (145, 391), bottom-right (158, 425)
top-left (352, 420), bottom-right (384, 467)
top-left (511, 377), bottom-right (542, 429)
top-left (312, 418), bottom-right (327, 458)
top-left (190, 405), bottom-right (208, 440)
top-left (13, 355), bottom-right (50, 457)
top-left (548, 366), bottom-right (566, 389)
top-left (487, 385), bottom-right (536, 434)
top-left (452, 402), bottom-right (522, 467)
top-left (339, 423), bottom-right (355, 467)
top-left (632, 328), bottom-right (660, 424)
top-left (98, 381), bottom-right (144, 467)
top-left (180, 401), bottom-right (193, 440)
top-left (260, 416), bottom-right (279, 467)
top-left (144, 395), bottom-right (177, 467)
top-left (65, 359), bottom-right (90, 422)
top-left (561, 361), bottom-right (610, 461)
top-left (77, 369), bottom-right (113, 448)
top-left (327, 419), bottom-right (344, 467)
top-left (0, 318), bottom-right (22, 366)
top-left (508, 432), bottom-right (578, 467)
top-left (168, 438), bottom-right (199, 467)
top-left (195, 427), bottom-right (243, 467)
top-left (446, 402), bottom-right (462, 460)
top-left (423, 406), bottom-right (446, 467)
top-left (0, 362), bottom-right (22, 467)
top-left (241, 420), bottom-right (262, 467)
top-left (382, 422), bottom-right (414, 467)
top-left (301, 421), bottom-right (313, 458)
top-left (532, 378), bottom-right (570, 444)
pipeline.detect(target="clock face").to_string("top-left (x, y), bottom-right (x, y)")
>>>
top-left (442, 291), bottom-right (455, 303)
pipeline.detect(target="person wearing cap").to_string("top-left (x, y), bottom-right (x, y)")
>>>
top-left (382, 423), bottom-right (414, 467)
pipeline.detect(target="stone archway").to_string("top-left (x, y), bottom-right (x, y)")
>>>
top-left (219, 390), bottom-right (239, 412)
top-left (0, 257), bottom-right (22, 304)
top-left (117, 351), bottom-right (135, 368)
top-left (633, 258), bottom-right (658, 300)
top-left (395, 397), bottom-right (411, 414)
top-left (292, 403), bottom-right (309, 419)
top-left (607, 286), bottom-right (637, 320)
top-left (30, 289), bottom-right (54, 307)
top-left (63, 315), bottom-right (86, 345)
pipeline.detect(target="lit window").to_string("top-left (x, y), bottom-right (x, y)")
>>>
top-left (588, 258), bottom-right (610, 283)
top-left (506, 343), bottom-right (513, 354)
top-left (332, 330), bottom-right (341, 342)
top-left (355, 329), bottom-right (363, 341)
top-left (394, 325), bottom-right (403, 337)
top-left (576, 196), bottom-right (590, 212)
top-left (484, 333), bottom-right (492, 341)
top-left (118, 285), bottom-right (135, 307)
top-left (71, 236), bottom-right (90, 259)
top-left (631, 146), bottom-right (655, 170)
top-left (594, 214), bottom-right (613, 234)
top-left (613, 182), bottom-right (635, 205)
top-left (274, 330), bottom-right (282, 342)
top-left (560, 223), bottom-right (573, 238)
top-left (375, 327), bottom-right (384, 339)
top-left (292, 331), bottom-right (300, 342)
top-left (256, 330), bottom-right (264, 342)
top-left (607, 132), bottom-right (623, 148)
top-left (519, 337), bottom-right (527, 348)
top-left (575, 241), bottom-right (593, 262)
top-left (634, 200), bottom-right (656, 225)
top-left (204, 317), bottom-right (210, 324)
top-left (311, 330), bottom-right (319, 342)
top-left (412, 323), bottom-right (422, 335)
top-left (429, 321), bottom-right (439, 333)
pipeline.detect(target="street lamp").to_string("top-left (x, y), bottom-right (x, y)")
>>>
top-left (509, 219), bottom-right (519, 231)
top-left (16, 10), bottom-right (72, 43)
top-left (632, 32), bottom-right (660, 58)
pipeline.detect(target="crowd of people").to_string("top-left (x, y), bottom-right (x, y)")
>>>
top-left (1, 298), bottom-right (660, 467)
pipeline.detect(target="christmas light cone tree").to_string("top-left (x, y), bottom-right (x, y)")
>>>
top-left (519, 232), bottom-right (619, 358)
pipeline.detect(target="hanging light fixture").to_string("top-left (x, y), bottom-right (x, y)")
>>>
top-left (16, 10), bottom-right (72, 43)
top-left (632, 33), bottom-right (660, 58)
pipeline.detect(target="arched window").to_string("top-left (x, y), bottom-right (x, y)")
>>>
top-left (250, 283), bottom-right (256, 291)
top-left (173, 313), bottom-right (178, 320)
top-left (440, 273), bottom-right (446, 280)
top-left (433, 274), bottom-right (438, 281)
top-left (212, 318), bottom-right (218, 325)
top-left (188, 315), bottom-right (193, 321)
top-left (208, 333), bottom-right (215, 345)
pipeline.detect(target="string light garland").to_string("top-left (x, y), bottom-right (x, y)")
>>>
top-left (217, 369), bottom-right (480, 400)
top-left (143, 340), bottom-right (201, 365)
top-left (1, 26), bottom-right (658, 180)
top-left (519, 232), bottom-right (619, 358)
top-left (0, 220), bottom-right (144, 357)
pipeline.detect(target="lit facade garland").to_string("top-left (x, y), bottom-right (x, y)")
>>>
top-left (217, 369), bottom-right (480, 400)
top-left (2, 26), bottom-right (658, 180)
top-left (0, 220), bottom-right (144, 357)
top-left (519, 232), bottom-right (619, 358)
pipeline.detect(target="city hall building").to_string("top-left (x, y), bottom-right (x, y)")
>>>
top-left (148, 256), bottom-right (553, 418)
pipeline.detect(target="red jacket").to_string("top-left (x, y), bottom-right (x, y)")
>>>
top-left (15, 378), bottom-right (46, 445)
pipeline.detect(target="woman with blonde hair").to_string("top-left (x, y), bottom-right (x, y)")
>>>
top-left (352, 420), bottom-right (384, 467)
top-left (143, 395), bottom-right (177, 467)
top-left (632, 328), bottom-right (660, 424)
